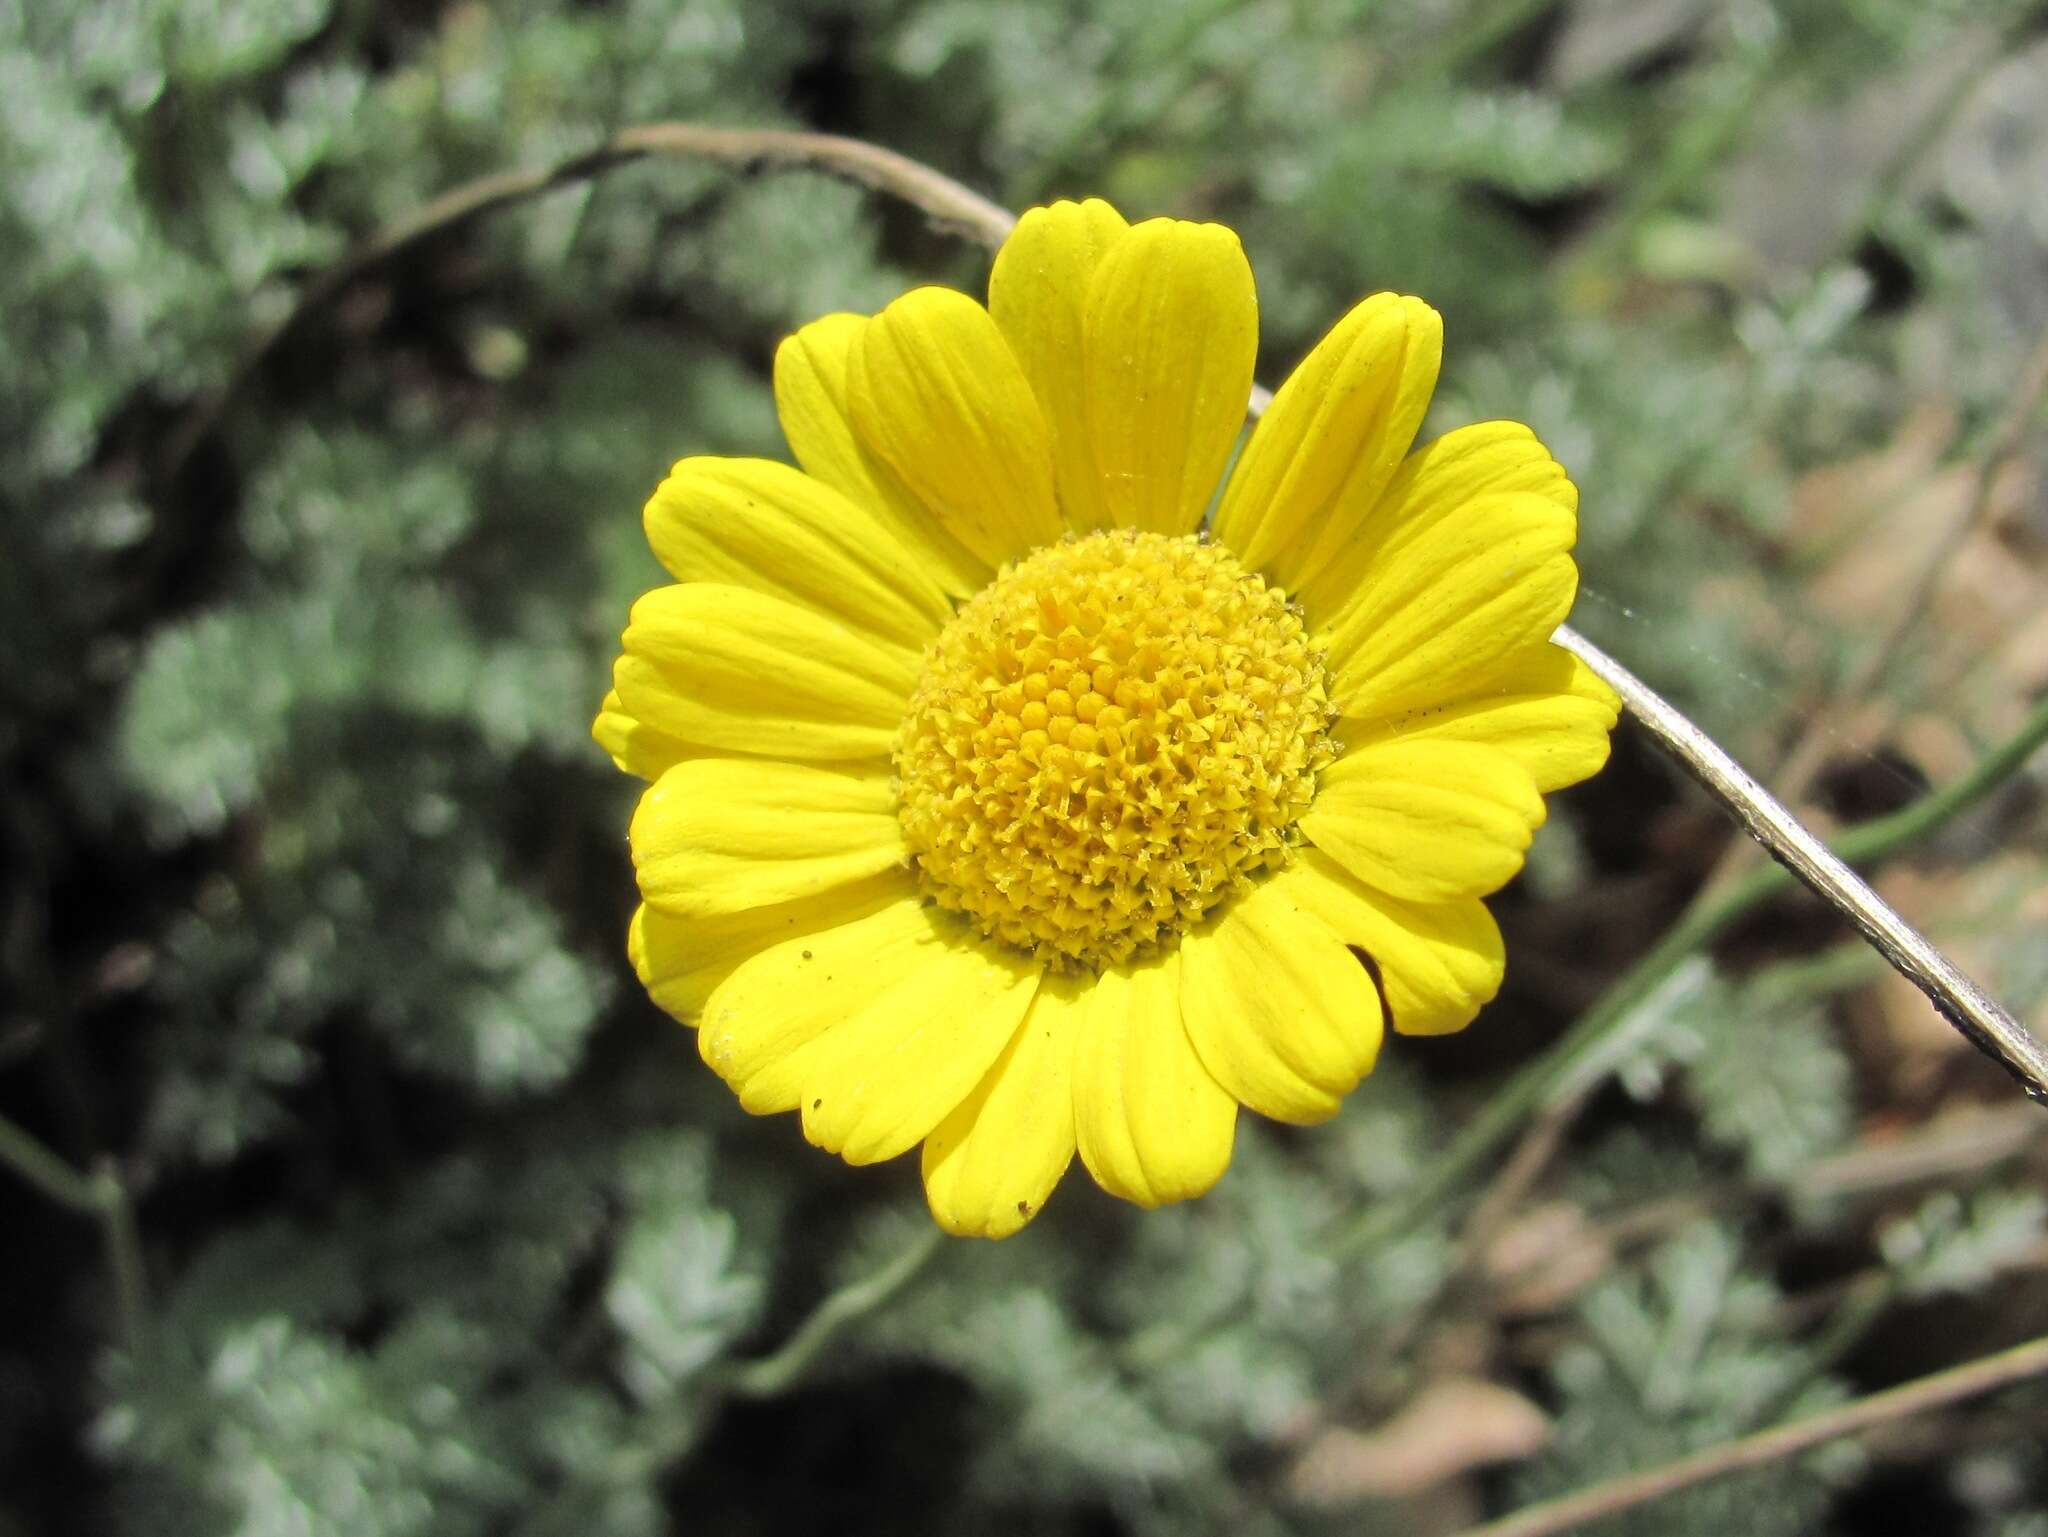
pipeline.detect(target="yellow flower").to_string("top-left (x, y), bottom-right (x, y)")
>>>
top-left (595, 199), bottom-right (1618, 1238)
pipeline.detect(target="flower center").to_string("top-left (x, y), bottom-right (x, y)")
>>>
top-left (893, 528), bottom-right (1337, 970)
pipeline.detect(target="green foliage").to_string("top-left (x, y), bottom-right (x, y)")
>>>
top-left (1516, 1223), bottom-right (1846, 1537)
top-left (607, 1130), bottom-right (771, 1405)
top-left (850, 1105), bottom-right (1458, 1534)
top-left (1880, 1188), bottom-right (2048, 1300)
top-left (1684, 968), bottom-right (1856, 1182)
top-left (1590, 953), bottom-right (1855, 1181)
top-left (5, 0), bottom-right (2046, 1533)
top-left (94, 1113), bottom-right (760, 1537)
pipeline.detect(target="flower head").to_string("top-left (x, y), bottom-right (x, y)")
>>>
top-left (596, 199), bottom-right (1618, 1237)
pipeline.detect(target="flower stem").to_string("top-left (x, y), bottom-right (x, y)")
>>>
top-left (95, 1158), bottom-right (152, 1351)
top-left (0, 1109), bottom-right (102, 1212)
top-left (0, 1114), bottom-right (150, 1347)
top-left (1755, 1269), bottom-right (1899, 1425)
top-left (723, 1223), bottom-right (946, 1400)
top-left (626, 1222), bottom-right (947, 1478)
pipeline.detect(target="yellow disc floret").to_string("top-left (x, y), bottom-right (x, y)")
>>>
top-left (894, 528), bottom-right (1337, 970)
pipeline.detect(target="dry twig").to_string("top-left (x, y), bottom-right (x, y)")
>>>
top-left (1452, 1332), bottom-right (2048, 1537)
top-left (164, 126), bottom-right (1015, 478)
top-left (1557, 626), bottom-right (2048, 1102)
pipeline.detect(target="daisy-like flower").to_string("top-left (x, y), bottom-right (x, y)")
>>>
top-left (595, 199), bottom-right (1617, 1238)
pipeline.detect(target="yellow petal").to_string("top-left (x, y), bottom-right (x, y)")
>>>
top-left (630, 760), bottom-right (906, 919)
top-left (1302, 739), bottom-right (1546, 903)
top-left (988, 197), bottom-right (1131, 533)
top-left (628, 871), bottom-right (912, 1023)
top-left (773, 313), bottom-right (987, 597)
top-left (644, 457), bottom-right (952, 651)
top-left (1270, 852), bottom-right (1505, 1037)
top-left (699, 897), bottom-right (929, 1109)
top-left (797, 951), bottom-right (1042, 1166)
top-left (594, 688), bottom-right (694, 781)
top-left (1178, 879), bottom-right (1383, 1125)
top-left (921, 972), bottom-right (1082, 1238)
top-left (1317, 491), bottom-right (1579, 721)
top-left (1076, 217), bottom-right (1257, 534)
top-left (1072, 950), bottom-right (1237, 1207)
top-left (1340, 644), bottom-right (1619, 794)
top-left (1212, 292), bottom-right (1442, 587)
top-left (699, 902), bottom-right (1042, 1164)
top-left (847, 285), bottom-right (1066, 568)
top-left (1295, 420), bottom-right (1577, 620)
top-left (614, 583), bottom-right (916, 762)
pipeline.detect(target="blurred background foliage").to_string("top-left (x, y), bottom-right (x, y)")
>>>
top-left (5, 0), bottom-right (2048, 1532)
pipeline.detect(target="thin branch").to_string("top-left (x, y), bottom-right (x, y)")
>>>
top-left (1417, 0), bottom-right (1566, 78)
top-left (1557, 625), bottom-right (2048, 1103)
top-left (0, 1116), bottom-right (150, 1347)
top-left (1453, 1331), bottom-right (2048, 1537)
top-left (0, 1110), bottom-right (102, 1212)
top-left (1750, 1270), bottom-right (1898, 1426)
top-left (1794, 1100), bottom-right (2045, 1200)
top-left (1363, 1096), bottom-right (1580, 1371)
top-left (164, 125), bottom-right (1015, 478)
top-left (627, 1221), bottom-right (946, 1478)
top-left (1462, 1100), bottom-right (1578, 1254)
top-left (1592, 1100), bottom-right (2047, 1255)
top-left (1339, 694), bottom-right (2048, 1256)
top-left (94, 1158), bottom-right (152, 1351)
top-left (1480, 1106), bottom-right (2046, 1336)
top-left (1824, 693), bottom-right (2048, 865)
top-left (1562, 31), bottom-right (1782, 284)
top-left (721, 1223), bottom-right (945, 1400)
